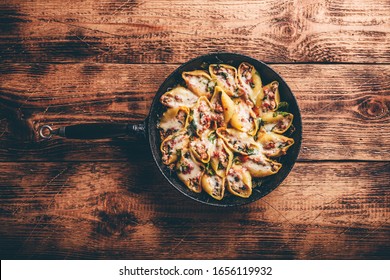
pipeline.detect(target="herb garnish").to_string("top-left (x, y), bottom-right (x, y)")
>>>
top-left (208, 131), bottom-right (217, 143)
top-left (205, 162), bottom-right (215, 175)
top-left (253, 118), bottom-right (264, 141)
top-left (220, 72), bottom-right (228, 79)
top-left (273, 111), bottom-right (290, 117)
top-left (246, 148), bottom-right (256, 155)
top-left (277, 101), bottom-right (289, 111)
top-left (188, 120), bottom-right (197, 136)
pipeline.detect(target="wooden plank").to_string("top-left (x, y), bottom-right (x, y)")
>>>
top-left (0, 63), bottom-right (389, 161)
top-left (0, 161), bottom-right (389, 259)
top-left (1, 0), bottom-right (389, 63)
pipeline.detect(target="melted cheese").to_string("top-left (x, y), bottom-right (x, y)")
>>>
top-left (209, 64), bottom-right (241, 97)
top-left (160, 86), bottom-right (198, 108)
top-left (226, 164), bottom-right (252, 198)
top-left (264, 122), bottom-right (276, 132)
top-left (158, 107), bottom-right (188, 135)
top-left (242, 154), bottom-right (282, 178)
top-left (216, 127), bottom-right (261, 155)
top-left (176, 152), bottom-right (204, 193)
top-left (159, 117), bottom-right (182, 132)
top-left (202, 174), bottom-right (224, 200)
top-left (192, 97), bottom-right (214, 136)
top-left (160, 130), bottom-right (190, 165)
top-left (230, 99), bottom-right (256, 134)
top-left (258, 132), bottom-right (294, 157)
top-left (261, 112), bottom-right (293, 134)
top-left (188, 75), bottom-right (208, 89)
top-left (182, 70), bottom-right (215, 97)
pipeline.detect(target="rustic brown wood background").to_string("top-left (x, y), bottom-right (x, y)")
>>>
top-left (0, 0), bottom-right (389, 259)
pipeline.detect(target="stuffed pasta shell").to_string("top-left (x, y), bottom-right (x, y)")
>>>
top-left (241, 154), bottom-right (282, 178)
top-left (160, 130), bottom-right (190, 165)
top-left (189, 133), bottom-right (215, 164)
top-left (176, 150), bottom-right (204, 193)
top-left (210, 86), bottom-right (235, 127)
top-left (229, 98), bottom-right (258, 135)
top-left (257, 132), bottom-right (294, 157)
top-left (226, 164), bottom-right (252, 198)
top-left (209, 64), bottom-right (242, 97)
top-left (182, 70), bottom-right (216, 98)
top-left (201, 174), bottom-right (225, 200)
top-left (160, 86), bottom-right (198, 108)
top-left (216, 127), bottom-right (260, 155)
top-left (237, 62), bottom-right (263, 104)
top-left (257, 81), bottom-right (280, 113)
top-left (210, 138), bottom-right (233, 177)
top-left (158, 106), bottom-right (189, 138)
top-left (261, 111), bottom-right (294, 134)
top-left (190, 96), bottom-right (215, 136)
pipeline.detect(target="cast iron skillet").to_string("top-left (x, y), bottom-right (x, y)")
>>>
top-left (39, 53), bottom-right (302, 207)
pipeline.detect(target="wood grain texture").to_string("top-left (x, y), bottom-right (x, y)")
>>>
top-left (1, 0), bottom-right (389, 63)
top-left (0, 161), bottom-right (389, 259)
top-left (0, 63), bottom-right (389, 161)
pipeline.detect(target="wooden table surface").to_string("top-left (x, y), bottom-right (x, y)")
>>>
top-left (1, 0), bottom-right (389, 260)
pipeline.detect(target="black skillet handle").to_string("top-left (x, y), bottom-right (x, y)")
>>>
top-left (39, 122), bottom-right (146, 140)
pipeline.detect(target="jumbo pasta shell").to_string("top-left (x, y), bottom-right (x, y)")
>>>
top-left (160, 130), bottom-right (190, 165)
top-left (261, 111), bottom-right (294, 134)
top-left (237, 62), bottom-right (263, 104)
top-left (216, 127), bottom-right (261, 156)
top-left (158, 106), bottom-right (189, 139)
top-left (256, 81), bottom-right (280, 113)
top-left (209, 64), bottom-right (243, 97)
top-left (176, 150), bottom-right (204, 193)
top-left (190, 96), bottom-right (215, 137)
top-left (241, 154), bottom-right (282, 178)
top-left (182, 70), bottom-right (216, 98)
top-left (160, 86), bottom-right (198, 108)
top-left (189, 135), bottom-right (214, 164)
top-left (210, 86), bottom-right (235, 126)
top-left (210, 138), bottom-right (233, 177)
top-left (226, 164), bottom-right (252, 198)
top-left (229, 98), bottom-right (258, 135)
top-left (201, 174), bottom-right (225, 200)
top-left (257, 132), bottom-right (294, 157)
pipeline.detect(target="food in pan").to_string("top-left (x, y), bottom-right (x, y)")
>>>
top-left (209, 64), bottom-right (242, 97)
top-left (237, 62), bottom-right (263, 104)
top-left (182, 70), bottom-right (216, 98)
top-left (158, 62), bottom-right (294, 200)
top-left (158, 107), bottom-right (189, 138)
top-left (258, 81), bottom-right (280, 113)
